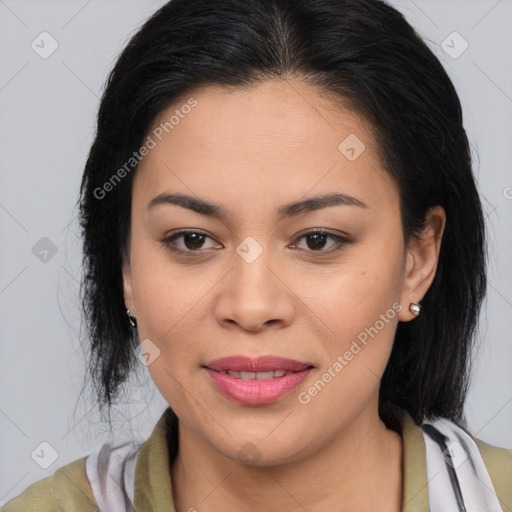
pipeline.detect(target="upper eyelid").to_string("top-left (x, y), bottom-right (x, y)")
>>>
top-left (163, 228), bottom-right (348, 241)
top-left (162, 229), bottom-right (351, 251)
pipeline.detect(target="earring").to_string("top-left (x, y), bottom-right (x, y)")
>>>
top-left (409, 302), bottom-right (421, 316)
top-left (127, 308), bottom-right (137, 328)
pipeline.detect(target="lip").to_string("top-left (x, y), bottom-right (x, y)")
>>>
top-left (205, 355), bottom-right (314, 373)
top-left (203, 355), bottom-right (315, 405)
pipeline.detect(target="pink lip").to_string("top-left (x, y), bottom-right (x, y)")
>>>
top-left (204, 355), bottom-right (314, 405)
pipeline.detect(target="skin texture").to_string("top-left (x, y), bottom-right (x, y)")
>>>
top-left (122, 79), bottom-right (446, 512)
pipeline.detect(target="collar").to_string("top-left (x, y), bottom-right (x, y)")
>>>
top-left (133, 407), bottom-right (430, 512)
top-left (400, 410), bottom-right (430, 511)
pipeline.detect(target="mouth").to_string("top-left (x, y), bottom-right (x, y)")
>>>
top-left (203, 355), bottom-right (315, 405)
top-left (214, 369), bottom-right (311, 380)
top-left (204, 355), bottom-right (315, 380)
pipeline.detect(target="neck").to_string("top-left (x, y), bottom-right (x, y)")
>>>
top-left (170, 405), bottom-right (403, 512)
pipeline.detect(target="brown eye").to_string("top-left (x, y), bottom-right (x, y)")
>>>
top-left (180, 232), bottom-right (206, 250)
top-left (291, 230), bottom-right (353, 254)
top-left (305, 232), bottom-right (330, 250)
top-left (161, 230), bottom-right (222, 253)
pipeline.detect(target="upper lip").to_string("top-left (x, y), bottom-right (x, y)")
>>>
top-left (205, 355), bottom-right (314, 373)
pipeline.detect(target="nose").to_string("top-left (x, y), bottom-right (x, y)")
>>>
top-left (213, 243), bottom-right (295, 332)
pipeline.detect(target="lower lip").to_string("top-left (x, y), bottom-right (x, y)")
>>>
top-left (204, 368), bottom-right (313, 405)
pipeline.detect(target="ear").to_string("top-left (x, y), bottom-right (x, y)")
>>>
top-left (398, 205), bottom-right (446, 322)
top-left (122, 251), bottom-right (135, 314)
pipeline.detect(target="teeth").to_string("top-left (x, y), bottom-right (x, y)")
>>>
top-left (221, 369), bottom-right (294, 380)
top-left (255, 371), bottom-right (274, 380)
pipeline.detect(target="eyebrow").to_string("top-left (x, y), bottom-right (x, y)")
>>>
top-left (147, 192), bottom-right (367, 220)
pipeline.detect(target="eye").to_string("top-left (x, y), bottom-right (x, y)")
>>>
top-left (290, 230), bottom-right (353, 254)
top-left (161, 230), bottom-right (222, 253)
top-left (161, 229), bottom-right (353, 255)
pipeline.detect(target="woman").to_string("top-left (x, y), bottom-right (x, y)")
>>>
top-left (2, 0), bottom-right (511, 511)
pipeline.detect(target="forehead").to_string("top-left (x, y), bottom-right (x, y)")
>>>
top-left (133, 79), bottom-right (398, 215)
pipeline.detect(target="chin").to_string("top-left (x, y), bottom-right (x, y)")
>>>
top-left (210, 433), bottom-right (311, 468)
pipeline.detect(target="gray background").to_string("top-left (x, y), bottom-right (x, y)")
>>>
top-left (0, 0), bottom-right (511, 505)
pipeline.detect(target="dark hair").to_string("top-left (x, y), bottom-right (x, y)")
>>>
top-left (78, 0), bottom-right (486, 430)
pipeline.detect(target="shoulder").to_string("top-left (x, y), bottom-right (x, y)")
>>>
top-left (0, 413), bottom-right (166, 512)
top-left (0, 456), bottom-right (98, 512)
top-left (421, 416), bottom-right (512, 511)
top-left (473, 436), bottom-right (512, 511)
top-left (473, 434), bottom-right (512, 463)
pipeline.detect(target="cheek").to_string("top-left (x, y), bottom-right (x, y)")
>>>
top-left (131, 257), bottom-right (210, 355)
top-left (128, 239), bottom-right (185, 334)
top-left (306, 239), bottom-right (404, 343)
top-left (129, 252), bottom-right (212, 418)
top-left (298, 239), bottom-right (404, 400)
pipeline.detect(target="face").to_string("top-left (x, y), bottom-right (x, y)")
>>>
top-left (122, 79), bottom-right (444, 466)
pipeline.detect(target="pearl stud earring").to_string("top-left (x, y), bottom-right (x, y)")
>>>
top-left (409, 302), bottom-right (421, 316)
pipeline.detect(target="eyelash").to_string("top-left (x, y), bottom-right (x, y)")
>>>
top-left (160, 229), bottom-right (353, 256)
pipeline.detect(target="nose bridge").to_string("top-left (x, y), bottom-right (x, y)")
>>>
top-left (215, 235), bottom-right (294, 330)
top-left (232, 235), bottom-right (278, 299)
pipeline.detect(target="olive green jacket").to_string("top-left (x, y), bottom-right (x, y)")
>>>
top-left (1, 409), bottom-right (511, 511)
